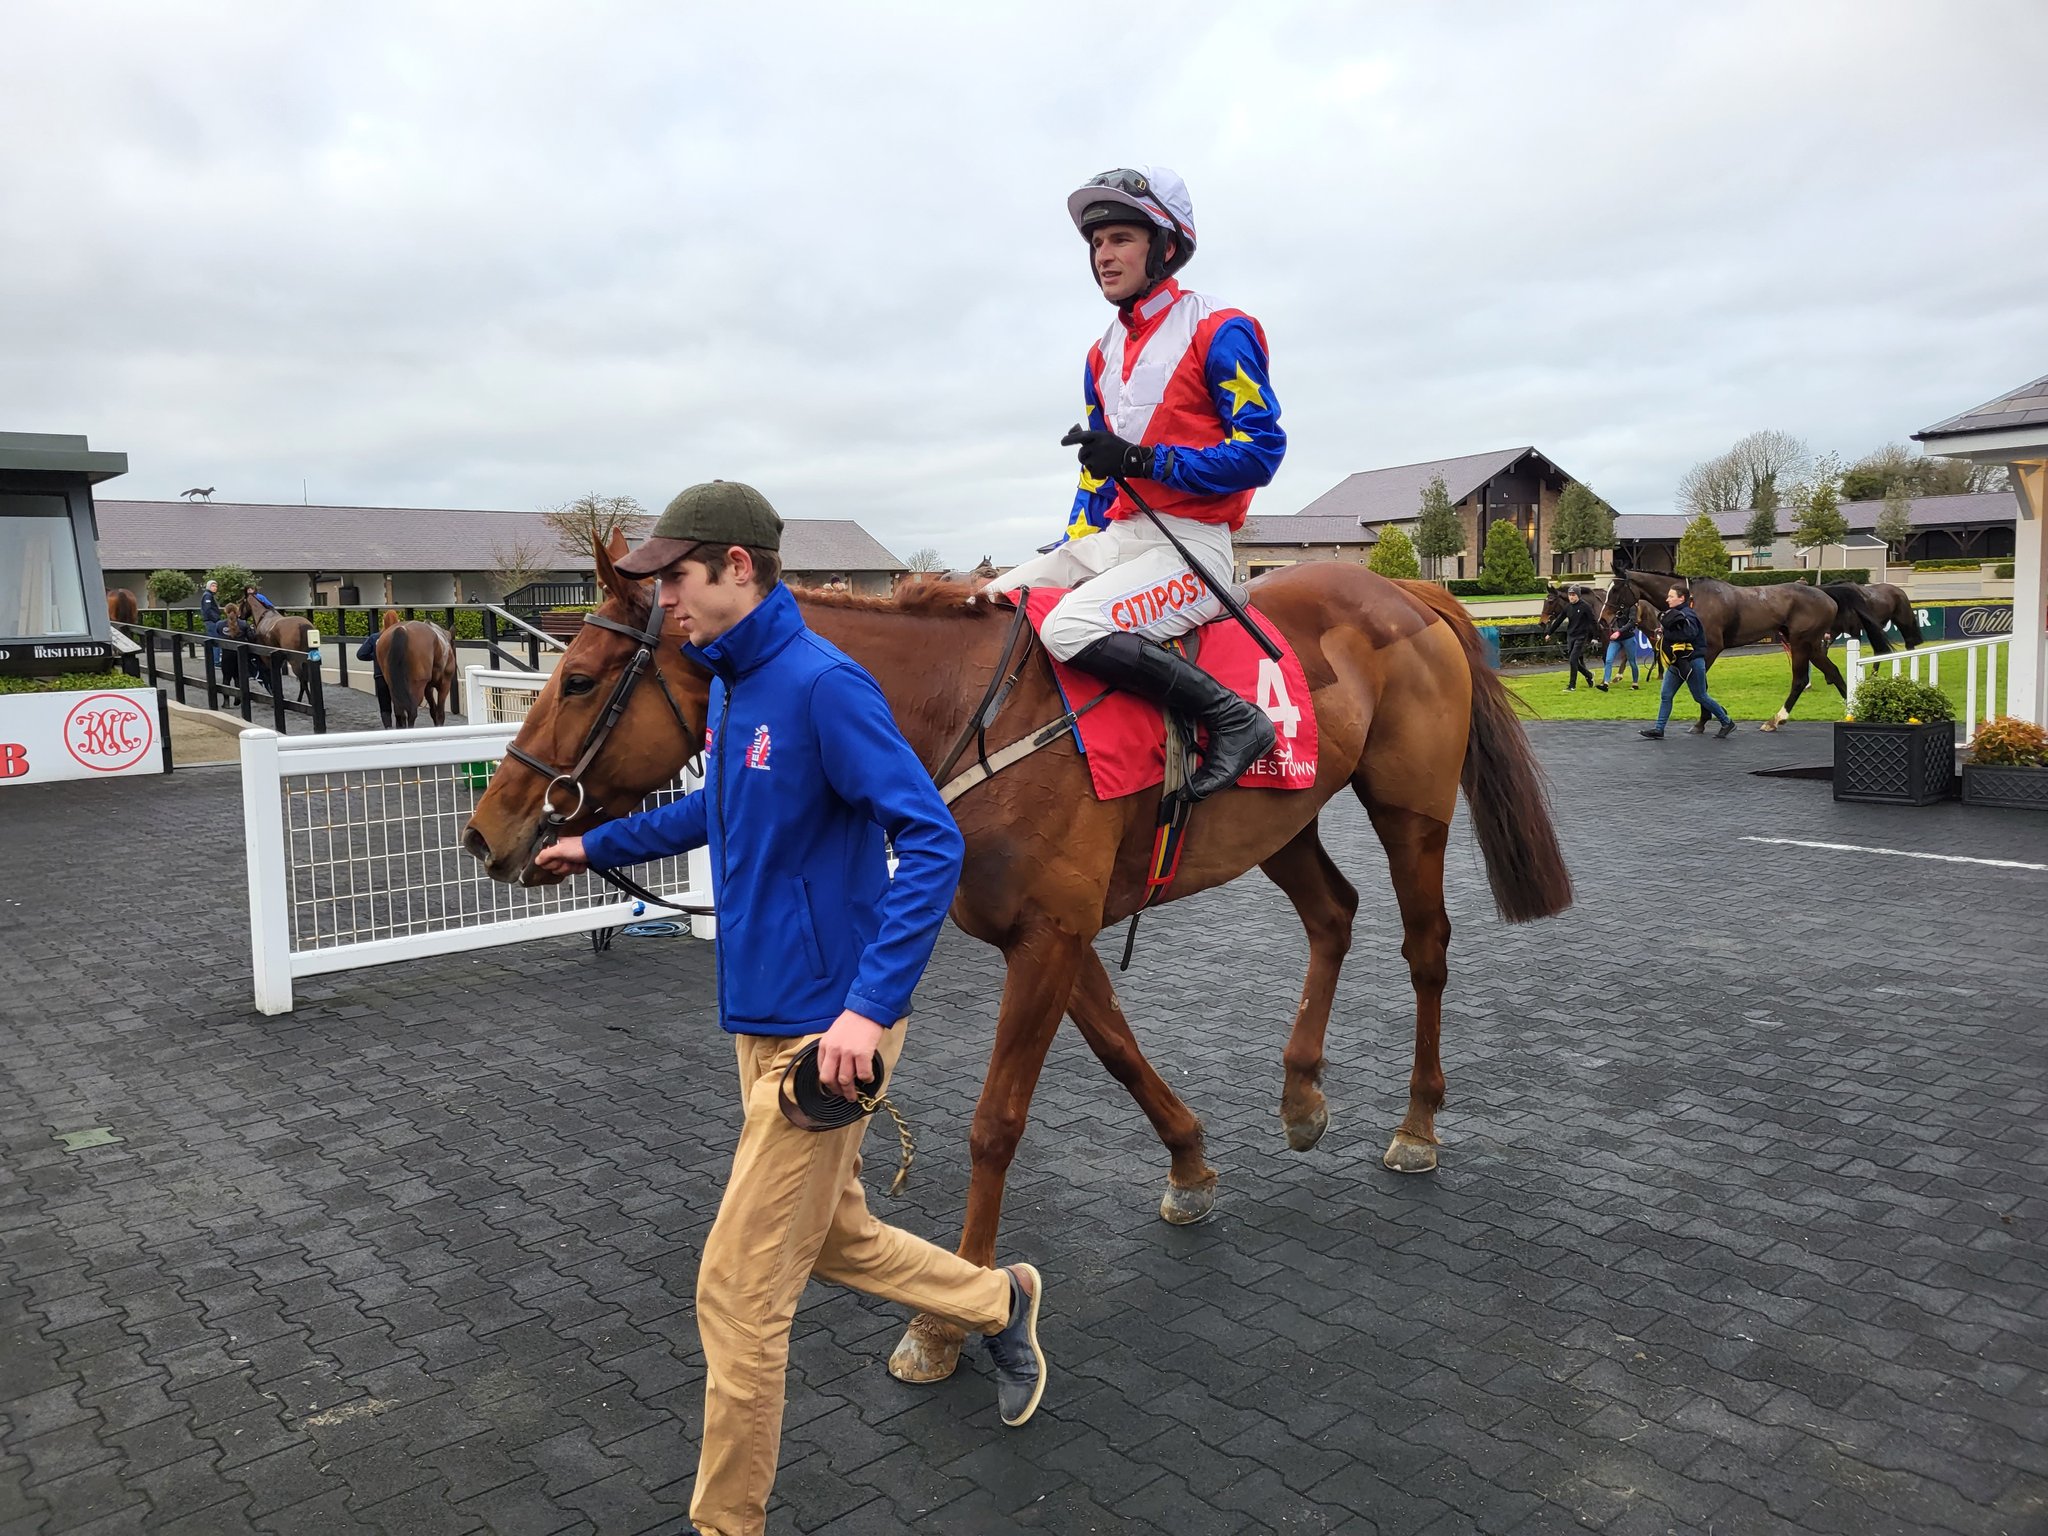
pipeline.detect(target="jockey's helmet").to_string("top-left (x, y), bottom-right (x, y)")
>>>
top-left (1068, 166), bottom-right (1196, 286)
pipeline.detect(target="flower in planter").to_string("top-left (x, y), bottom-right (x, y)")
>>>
top-left (1967, 716), bottom-right (2048, 767)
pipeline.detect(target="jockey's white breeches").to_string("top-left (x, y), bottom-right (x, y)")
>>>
top-left (989, 516), bottom-right (1235, 661)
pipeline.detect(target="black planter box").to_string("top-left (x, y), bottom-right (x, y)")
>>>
top-left (1962, 762), bottom-right (2048, 810)
top-left (1833, 720), bottom-right (1956, 805)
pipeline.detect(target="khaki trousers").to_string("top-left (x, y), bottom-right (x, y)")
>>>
top-left (691, 1025), bottom-right (1013, 1536)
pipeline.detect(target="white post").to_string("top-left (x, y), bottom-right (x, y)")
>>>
top-left (464, 664), bottom-right (488, 723)
top-left (1967, 647), bottom-right (1978, 739)
top-left (240, 729), bottom-right (295, 1015)
top-left (1844, 634), bottom-right (1861, 712)
top-left (2007, 465), bottom-right (2045, 725)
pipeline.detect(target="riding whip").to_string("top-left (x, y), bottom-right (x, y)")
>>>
top-left (1103, 466), bottom-right (1283, 663)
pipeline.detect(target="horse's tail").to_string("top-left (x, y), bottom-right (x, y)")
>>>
top-left (1397, 580), bottom-right (1574, 923)
top-left (385, 623), bottom-right (416, 721)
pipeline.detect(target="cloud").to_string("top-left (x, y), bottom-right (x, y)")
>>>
top-left (4, 0), bottom-right (2044, 564)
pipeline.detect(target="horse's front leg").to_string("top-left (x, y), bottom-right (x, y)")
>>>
top-left (888, 926), bottom-right (1080, 1385)
top-left (1064, 945), bottom-right (1216, 1224)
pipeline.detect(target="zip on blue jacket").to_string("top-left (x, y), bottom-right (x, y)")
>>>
top-left (579, 584), bottom-right (965, 1037)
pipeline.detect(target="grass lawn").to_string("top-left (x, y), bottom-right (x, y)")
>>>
top-left (1502, 646), bottom-right (1974, 724)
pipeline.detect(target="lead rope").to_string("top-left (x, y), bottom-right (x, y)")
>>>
top-left (861, 1090), bottom-right (918, 1196)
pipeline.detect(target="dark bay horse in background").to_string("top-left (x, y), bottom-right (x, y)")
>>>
top-left (1610, 553), bottom-right (1845, 730)
top-left (374, 610), bottom-right (458, 728)
top-left (1823, 582), bottom-right (1922, 654)
top-left (464, 534), bottom-right (1572, 1383)
top-left (106, 588), bottom-right (139, 626)
top-left (225, 598), bottom-right (316, 699)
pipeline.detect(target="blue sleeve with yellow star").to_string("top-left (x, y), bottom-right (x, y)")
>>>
top-left (1155, 316), bottom-right (1285, 496)
top-left (1064, 358), bottom-right (1115, 539)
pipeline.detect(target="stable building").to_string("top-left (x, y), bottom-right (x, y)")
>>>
top-left (95, 499), bottom-right (909, 606)
top-left (1292, 446), bottom-right (1590, 578)
top-left (1611, 490), bottom-right (2018, 573)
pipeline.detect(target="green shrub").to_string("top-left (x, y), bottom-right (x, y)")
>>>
top-left (1994, 562), bottom-right (2015, 579)
top-left (1911, 558), bottom-right (1987, 570)
top-left (1849, 674), bottom-right (1952, 724)
top-left (146, 569), bottom-right (196, 605)
top-left (1478, 519), bottom-right (1540, 594)
top-left (1724, 571), bottom-right (1814, 587)
top-left (1366, 525), bottom-right (1421, 580)
top-left (1445, 580), bottom-right (1488, 597)
top-left (204, 564), bottom-right (258, 604)
top-left (0, 671), bottom-right (152, 696)
top-left (1967, 715), bottom-right (2048, 767)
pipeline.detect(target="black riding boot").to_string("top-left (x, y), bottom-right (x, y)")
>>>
top-left (1068, 632), bottom-right (1276, 800)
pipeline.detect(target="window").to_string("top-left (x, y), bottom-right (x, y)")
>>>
top-left (0, 494), bottom-right (90, 638)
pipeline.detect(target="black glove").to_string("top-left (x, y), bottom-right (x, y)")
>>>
top-left (1061, 425), bottom-right (1152, 482)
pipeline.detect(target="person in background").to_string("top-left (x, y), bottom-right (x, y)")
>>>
top-left (200, 579), bottom-right (233, 684)
top-left (1548, 585), bottom-right (1599, 691)
top-left (1600, 597), bottom-right (1644, 691)
top-left (1641, 582), bottom-right (1736, 740)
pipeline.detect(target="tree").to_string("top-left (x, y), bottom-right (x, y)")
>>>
top-left (904, 547), bottom-right (945, 572)
top-left (1674, 514), bottom-right (1732, 578)
top-left (204, 564), bottom-right (257, 604)
top-left (1874, 479), bottom-right (1915, 562)
top-left (1790, 455), bottom-right (1849, 569)
top-left (1477, 519), bottom-right (1538, 594)
top-left (1727, 430), bottom-right (1811, 511)
top-left (1549, 482), bottom-right (1605, 564)
top-left (1742, 504), bottom-right (1780, 565)
top-left (1677, 450), bottom-right (1747, 517)
top-left (146, 569), bottom-right (195, 606)
top-left (487, 532), bottom-right (555, 599)
top-left (1412, 473), bottom-right (1464, 581)
top-left (1841, 442), bottom-right (2008, 502)
top-left (540, 493), bottom-right (650, 562)
top-left (1367, 524), bottom-right (1421, 580)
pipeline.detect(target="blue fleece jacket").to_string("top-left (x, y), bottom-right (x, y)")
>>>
top-left (578, 584), bottom-right (965, 1037)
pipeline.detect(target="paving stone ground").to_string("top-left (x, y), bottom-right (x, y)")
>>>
top-left (2, 720), bottom-right (2044, 1536)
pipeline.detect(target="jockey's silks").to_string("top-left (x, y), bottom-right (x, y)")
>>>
top-left (1064, 279), bottom-right (1286, 542)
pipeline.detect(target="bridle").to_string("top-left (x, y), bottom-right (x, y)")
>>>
top-left (503, 581), bottom-right (698, 831)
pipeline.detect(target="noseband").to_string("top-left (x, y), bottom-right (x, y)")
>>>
top-left (502, 583), bottom-right (696, 827)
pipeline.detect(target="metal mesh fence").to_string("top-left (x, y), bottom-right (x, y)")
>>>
top-left (280, 759), bottom-right (691, 954)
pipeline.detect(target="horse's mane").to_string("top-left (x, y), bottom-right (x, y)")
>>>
top-left (790, 579), bottom-right (999, 619)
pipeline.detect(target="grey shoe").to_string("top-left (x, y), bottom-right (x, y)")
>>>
top-left (983, 1264), bottom-right (1046, 1426)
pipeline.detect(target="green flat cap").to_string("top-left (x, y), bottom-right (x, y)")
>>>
top-left (615, 480), bottom-right (783, 576)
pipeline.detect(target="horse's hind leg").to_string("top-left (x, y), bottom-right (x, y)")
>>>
top-left (889, 924), bottom-right (1079, 1386)
top-left (1064, 947), bottom-right (1216, 1223)
top-left (1258, 823), bottom-right (1357, 1154)
top-left (1359, 801), bottom-right (1451, 1174)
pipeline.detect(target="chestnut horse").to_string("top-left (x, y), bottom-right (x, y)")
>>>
top-left (106, 588), bottom-right (139, 626)
top-left (225, 597), bottom-right (316, 699)
top-left (464, 533), bottom-right (1571, 1382)
top-left (1609, 553), bottom-right (1845, 731)
top-left (374, 610), bottom-right (458, 728)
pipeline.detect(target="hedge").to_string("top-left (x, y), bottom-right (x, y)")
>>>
top-left (1995, 563), bottom-right (2015, 579)
top-left (0, 671), bottom-right (152, 696)
top-left (1447, 578), bottom-right (1544, 597)
top-left (1716, 568), bottom-right (1871, 588)
top-left (1912, 558), bottom-right (1990, 571)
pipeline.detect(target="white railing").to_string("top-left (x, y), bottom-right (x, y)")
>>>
top-left (241, 717), bottom-right (711, 1015)
top-left (1843, 631), bottom-right (2026, 745)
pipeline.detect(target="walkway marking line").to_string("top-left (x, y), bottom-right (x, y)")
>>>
top-left (1739, 836), bottom-right (2048, 872)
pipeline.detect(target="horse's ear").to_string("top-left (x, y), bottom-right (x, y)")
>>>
top-left (593, 531), bottom-right (623, 598)
top-left (1611, 550), bottom-right (1628, 574)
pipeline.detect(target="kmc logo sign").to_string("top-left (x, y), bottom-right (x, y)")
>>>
top-left (62, 693), bottom-right (155, 772)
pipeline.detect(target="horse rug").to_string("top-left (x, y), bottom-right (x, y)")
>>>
top-left (1023, 589), bottom-right (1319, 800)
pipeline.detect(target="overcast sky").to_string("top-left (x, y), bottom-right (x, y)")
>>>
top-left (6, 1), bottom-right (2045, 565)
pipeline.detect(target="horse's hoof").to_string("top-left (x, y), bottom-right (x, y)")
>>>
top-left (887, 1312), bottom-right (964, 1383)
top-left (1159, 1173), bottom-right (1217, 1225)
top-left (1758, 721), bottom-right (1778, 733)
top-left (1283, 1101), bottom-right (1330, 1152)
top-left (1383, 1131), bottom-right (1439, 1174)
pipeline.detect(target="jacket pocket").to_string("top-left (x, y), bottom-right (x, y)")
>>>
top-left (793, 877), bottom-right (828, 979)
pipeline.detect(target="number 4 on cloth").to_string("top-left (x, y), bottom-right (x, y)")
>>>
top-left (1256, 657), bottom-right (1301, 739)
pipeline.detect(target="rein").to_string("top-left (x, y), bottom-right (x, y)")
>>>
top-left (930, 589), bottom-right (1107, 806)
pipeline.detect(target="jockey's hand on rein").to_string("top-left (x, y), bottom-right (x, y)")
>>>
top-left (1061, 424), bottom-right (1151, 482)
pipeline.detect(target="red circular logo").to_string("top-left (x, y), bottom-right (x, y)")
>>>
top-left (63, 692), bottom-right (156, 772)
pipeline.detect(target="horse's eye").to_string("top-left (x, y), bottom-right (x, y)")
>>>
top-left (563, 675), bottom-right (597, 696)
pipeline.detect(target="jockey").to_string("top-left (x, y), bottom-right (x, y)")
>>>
top-left (992, 165), bottom-right (1286, 799)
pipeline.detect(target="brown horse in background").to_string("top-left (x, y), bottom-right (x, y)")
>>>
top-left (225, 598), bottom-right (316, 699)
top-left (106, 588), bottom-right (139, 626)
top-left (1823, 581), bottom-right (1922, 654)
top-left (374, 610), bottom-right (458, 728)
top-left (464, 534), bottom-right (1572, 1383)
top-left (1610, 553), bottom-right (1846, 730)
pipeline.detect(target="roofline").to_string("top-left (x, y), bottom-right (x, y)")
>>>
top-left (1333, 445), bottom-right (1535, 479)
